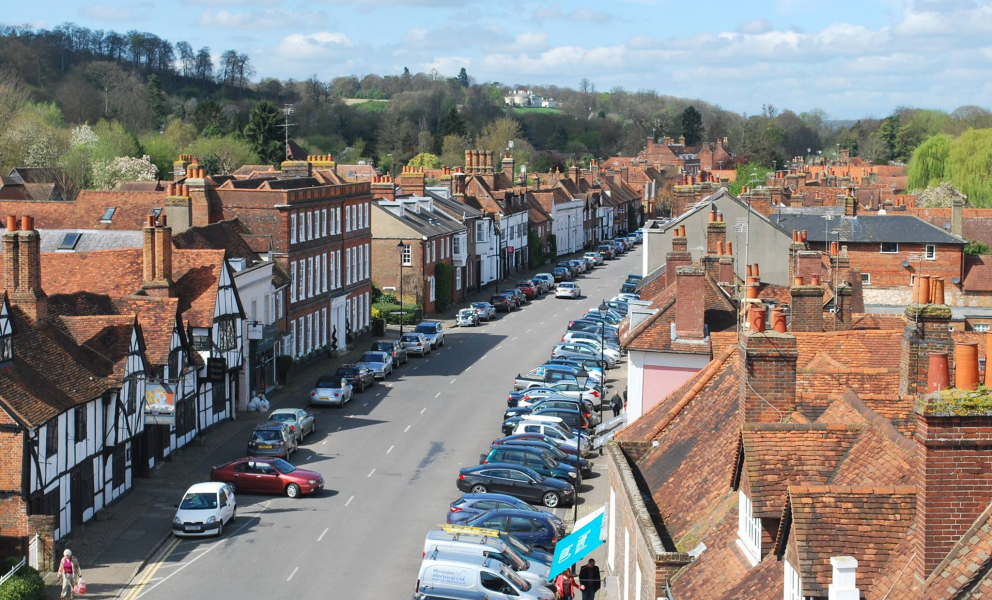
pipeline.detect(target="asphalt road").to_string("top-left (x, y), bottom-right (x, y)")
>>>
top-left (125, 247), bottom-right (640, 600)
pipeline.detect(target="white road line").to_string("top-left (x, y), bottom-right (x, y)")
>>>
top-left (404, 425), bottom-right (411, 432)
top-left (435, 392), bottom-right (441, 398)
top-left (134, 503), bottom-right (270, 598)
top-left (554, 314), bottom-right (559, 317)
top-left (450, 378), bottom-right (457, 384)
top-left (367, 469), bottom-right (375, 478)
top-left (466, 366), bottom-right (472, 371)
top-left (526, 329), bottom-right (532, 333)
top-left (318, 528), bottom-right (329, 542)
top-left (540, 321), bottom-right (545, 325)
top-left (336, 426), bottom-right (342, 431)
top-left (387, 445), bottom-right (394, 454)
top-left (362, 403), bottom-right (367, 407)
top-left (414, 366), bottom-right (419, 370)
top-left (512, 337), bottom-right (518, 341)
top-left (421, 407), bottom-right (427, 414)
top-left (496, 345), bottom-right (503, 351)
top-left (345, 495), bottom-right (354, 507)
top-left (287, 567), bottom-right (299, 581)
top-left (322, 440), bottom-right (327, 445)
top-left (306, 455), bottom-right (312, 461)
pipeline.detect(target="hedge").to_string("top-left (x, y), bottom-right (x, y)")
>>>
top-left (372, 302), bottom-right (420, 325)
top-left (0, 562), bottom-right (45, 600)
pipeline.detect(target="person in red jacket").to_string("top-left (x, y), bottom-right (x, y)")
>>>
top-left (555, 570), bottom-right (585, 600)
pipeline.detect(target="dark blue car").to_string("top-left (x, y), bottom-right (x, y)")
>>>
top-left (446, 492), bottom-right (550, 525)
top-left (466, 508), bottom-right (566, 552)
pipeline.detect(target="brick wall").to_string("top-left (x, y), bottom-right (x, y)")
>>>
top-left (820, 242), bottom-right (963, 289)
top-left (0, 428), bottom-right (22, 492)
top-left (0, 494), bottom-right (28, 557)
top-left (740, 331), bottom-right (798, 423)
top-left (790, 285), bottom-right (824, 333)
top-left (899, 305), bottom-right (954, 397)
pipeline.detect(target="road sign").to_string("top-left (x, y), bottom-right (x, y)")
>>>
top-left (548, 511), bottom-right (605, 580)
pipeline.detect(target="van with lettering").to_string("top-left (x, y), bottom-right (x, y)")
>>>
top-left (423, 530), bottom-right (553, 590)
top-left (417, 552), bottom-right (554, 600)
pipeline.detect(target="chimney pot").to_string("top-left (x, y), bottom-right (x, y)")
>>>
top-left (830, 241), bottom-right (839, 256)
top-left (727, 241), bottom-right (733, 256)
top-left (771, 307), bottom-right (787, 333)
top-left (932, 277), bottom-right (945, 305)
top-left (811, 274), bottom-right (820, 285)
top-left (147, 215), bottom-right (155, 227)
top-left (717, 241), bottom-right (725, 255)
top-left (928, 352), bottom-right (950, 393)
top-left (747, 303), bottom-right (766, 332)
top-left (801, 230), bottom-right (808, 242)
top-left (918, 275), bottom-right (931, 304)
top-left (747, 265), bottom-right (753, 277)
top-left (752, 263), bottom-right (760, 278)
top-left (709, 208), bottom-right (717, 223)
top-left (5, 215), bottom-right (16, 232)
top-left (746, 276), bottom-right (760, 299)
top-left (955, 342), bottom-right (980, 390)
top-left (20, 216), bottom-right (31, 231)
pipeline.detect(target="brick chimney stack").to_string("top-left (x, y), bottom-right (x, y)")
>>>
top-left (400, 166), bottom-right (426, 197)
top-left (844, 188), bottom-right (858, 217)
top-left (3, 215), bottom-right (47, 323)
top-left (371, 174), bottom-right (396, 202)
top-left (900, 303), bottom-right (954, 397)
top-left (666, 226), bottom-right (692, 287)
top-left (141, 215), bottom-right (175, 297)
top-left (675, 266), bottom-right (706, 339)
top-left (787, 230), bottom-right (808, 284)
top-left (502, 153), bottom-right (515, 180)
top-left (833, 285), bottom-right (853, 330)
top-left (739, 322), bottom-right (798, 423)
top-left (173, 154), bottom-right (192, 183)
top-left (187, 164), bottom-right (215, 227)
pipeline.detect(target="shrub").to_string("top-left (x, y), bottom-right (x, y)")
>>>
top-left (372, 301), bottom-right (419, 325)
top-left (0, 564), bottom-right (45, 600)
top-left (435, 263), bottom-right (453, 312)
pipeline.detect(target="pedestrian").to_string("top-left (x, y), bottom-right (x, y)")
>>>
top-left (578, 559), bottom-right (601, 600)
top-left (554, 570), bottom-right (585, 600)
top-left (58, 548), bottom-right (81, 599)
top-left (611, 392), bottom-right (623, 417)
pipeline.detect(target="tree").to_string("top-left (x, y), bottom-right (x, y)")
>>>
top-left (188, 135), bottom-right (258, 175)
top-left (908, 134), bottom-right (951, 190)
top-left (476, 117), bottom-right (521, 155)
top-left (243, 101), bottom-right (283, 165)
top-left (163, 118), bottom-right (198, 151)
top-left (439, 134), bottom-right (468, 167)
top-left (408, 152), bottom-right (441, 169)
top-left (145, 73), bottom-right (167, 127)
top-left (192, 99), bottom-right (223, 135)
top-left (176, 41), bottom-right (195, 77)
top-left (457, 67), bottom-right (469, 88)
top-left (440, 106), bottom-right (466, 138)
top-left (680, 106), bottom-right (704, 145)
top-left (92, 155), bottom-right (157, 189)
top-left (947, 128), bottom-right (992, 206)
top-left (194, 47), bottom-right (213, 82)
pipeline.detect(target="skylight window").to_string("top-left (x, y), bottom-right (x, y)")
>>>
top-left (58, 232), bottom-right (81, 251)
top-left (100, 207), bottom-right (116, 222)
top-left (151, 208), bottom-right (163, 217)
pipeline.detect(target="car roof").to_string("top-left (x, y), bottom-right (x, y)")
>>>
top-left (254, 422), bottom-right (287, 430)
top-left (184, 481), bottom-right (228, 494)
top-left (460, 492), bottom-right (523, 503)
top-left (466, 462), bottom-right (540, 477)
top-left (269, 408), bottom-right (299, 414)
top-left (471, 507), bottom-right (552, 520)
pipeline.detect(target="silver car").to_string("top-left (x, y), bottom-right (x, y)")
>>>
top-left (356, 351), bottom-right (393, 379)
top-left (268, 408), bottom-right (316, 442)
top-left (400, 332), bottom-right (431, 356)
top-left (309, 374), bottom-right (353, 407)
top-left (471, 302), bottom-right (496, 322)
top-left (552, 342), bottom-right (617, 368)
top-left (414, 321), bottom-right (445, 348)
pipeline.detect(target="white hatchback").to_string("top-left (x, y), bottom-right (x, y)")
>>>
top-left (555, 282), bottom-right (581, 299)
top-left (172, 482), bottom-right (236, 537)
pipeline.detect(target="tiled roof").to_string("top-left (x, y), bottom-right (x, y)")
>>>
top-left (56, 315), bottom-right (135, 380)
top-left (173, 249), bottom-right (227, 327)
top-left (779, 486), bottom-right (916, 598)
top-left (963, 255), bottom-right (992, 292)
top-left (172, 219), bottom-right (259, 263)
top-left (622, 274), bottom-right (736, 353)
top-left (927, 502), bottom-right (992, 600)
top-left (115, 297), bottom-right (180, 366)
top-left (772, 213), bottom-right (965, 245)
top-left (0, 190), bottom-right (166, 231)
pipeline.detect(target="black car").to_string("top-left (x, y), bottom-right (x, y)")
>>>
top-left (482, 446), bottom-right (579, 485)
top-left (489, 294), bottom-right (513, 312)
top-left (501, 291), bottom-right (521, 310)
top-left (370, 340), bottom-right (408, 366)
top-left (557, 262), bottom-right (578, 277)
top-left (334, 364), bottom-right (375, 393)
top-left (496, 439), bottom-right (592, 478)
top-left (552, 267), bottom-right (570, 282)
top-left (456, 463), bottom-right (575, 508)
top-left (532, 407), bottom-right (590, 431)
top-left (567, 321), bottom-right (620, 342)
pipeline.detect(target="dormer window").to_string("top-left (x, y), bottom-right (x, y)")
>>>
top-left (151, 208), bottom-right (163, 218)
top-left (784, 561), bottom-right (803, 600)
top-left (737, 489), bottom-right (761, 566)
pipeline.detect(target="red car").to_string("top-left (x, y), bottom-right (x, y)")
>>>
top-left (210, 457), bottom-right (324, 499)
top-left (515, 280), bottom-right (537, 298)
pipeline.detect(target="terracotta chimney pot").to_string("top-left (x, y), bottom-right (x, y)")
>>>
top-left (771, 307), bottom-right (787, 333)
top-left (795, 276), bottom-right (804, 286)
top-left (919, 275), bottom-right (931, 304)
top-left (20, 216), bottom-right (31, 231)
top-left (927, 352), bottom-right (950, 393)
top-left (746, 276), bottom-right (760, 299)
top-left (752, 264), bottom-right (760, 278)
top-left (955, 342), bottom-right (980, 390)
top-left (727, 242), bottom-right (733, 256)
top-left (747, 304), bottom-right (766, 332)
top-left (5, 215), bottom-right (16, 232)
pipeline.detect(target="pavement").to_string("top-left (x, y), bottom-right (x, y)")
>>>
top-left (45, 245), bottom-right (638, 600)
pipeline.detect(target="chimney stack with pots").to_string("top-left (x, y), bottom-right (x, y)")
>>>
top-left (2, 215), bottom-right (47, 323)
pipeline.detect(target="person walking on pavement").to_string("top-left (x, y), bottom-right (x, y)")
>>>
top-left (58, 549), bottom-right (81, 599)
top-left (611, 392), bottom-right (623, 418)
top-left (554, 570), bottom-right (585, 600)
top-left (578, 559), bottom-right (601, 600)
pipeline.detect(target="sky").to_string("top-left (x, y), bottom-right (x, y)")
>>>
top-left (8, 0), bottom-right (992, 118)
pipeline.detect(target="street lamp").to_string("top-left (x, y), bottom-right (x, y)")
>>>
top-left (598, 301), bottom-right (607, 423)
top-left (397, 241), bottom-right (408, 336)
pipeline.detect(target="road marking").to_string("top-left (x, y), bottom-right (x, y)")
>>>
top-left (336, 426), bottom-right (341, 431)
top-left (526, 329), bottom-right (532, 333)
top-left (496, 345), bottom-right (503, 351)
top-left (306, 455), bottom-right (312, 461)
top-left (540, 321), bottom-right (545, 325)
top-left (413, 366), bottom-right (419, 370)
top-left (318, 528), bottom-right (329, 542)
top-left (287, 567), bottom-right (300, 581)
top-left (421, 407), bottom-right (427, 414)
top-left (387, 445), bottom-right (394, 454)
top-left (435, 392), bottom-right (441, 398)
top-left (450, 378), bottom-right (457, 384)
top-left (345, 495), bottom-right (354, 506)
top-left (554, 314), bottom-right (559, 317)
top-left (367, 468), bottom-right (375, 478)
top-left (512, 337), bottom-right (518, 341)
top-left (322, 440), bottom-right (327, 445)
top-left (362, 403), bottom-right (367, 407)
top-left (404, 425), bottom-right (411, 432)
top-left (121, 536), bottom-right (181, 600)
top-left (466, 365), bottom-right (472, 371)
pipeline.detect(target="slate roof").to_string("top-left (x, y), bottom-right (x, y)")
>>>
top-left (0, 229), bottom-right (143, 253)
top-left (771, 213), bottom-right (965, 245)
top-left (428, 191), bottom-right (484, 221)
top-left (372, 203), bottom-right (466, 238)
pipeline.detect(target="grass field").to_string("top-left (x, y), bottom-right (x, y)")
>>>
top-left (506, 107), bottom-right (562, 114)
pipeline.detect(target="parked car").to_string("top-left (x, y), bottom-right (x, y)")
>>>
top-left (583, 308), bottom-right (624, 326)
top-left (210, 457), bottom-right (323, 498)
top-left (583, 251), bottom-right (604, 266)
top-left (556, 261), bottom-right (578, 277)
top-left (561, 331), bottom-right (621, 355)
top-left (491, 439), bottom-right (592, 478)
top-left (457, 308), bottom-right (481, 327)
top-left (356, 351), bottom-right (393, 379)
top-left (532, 273), bottom-right (555, 291)
top-left (568, 259), bottom-right (586, 274)
top-left (579, 256), bottom-right (596, 270)
top-left (471, 301), bottom-right (496, 321)
top-left (507, 288), bottom-right (529, 306)
top-left (370, 340), bottom-right (408, 365)
top-left (446, 492), bottom-right (555, 525)
top-left (597, 245), bottom-right (616, 259)
top-left (501, 291), bottom-right (521, 310)
top-left (267, 408), bottom-right (316, 442)
top-left (466, 509), bottom-right (567, 550)
top-left (401, 332), bottom-right (432, 356)
top-left (335, 364), bottom-right (375, 392)
top-left (555, 282), bottom-right (581, 299)
top-left (552, 342), bottom-right (617, 368)
top-left (601, 299), bottom-right (628, 315)
top-left (493, 433), bottom-right (581, 459)
top-left (615, 292), bottom-right (640, 302)
top-left (309, 374), bottom-right (353, 407)
top-left (567, 340), bottom-right (622, 365)
top-left (490, 294), bottom-right (513, 313)
top-left (566, 321), bottom-right (620, 343)
top-left (247, 422), bottom-right (297, 458)
top-left (417, 553), bottom-right (553, 600)
top-left (529, 408), bottom-right (591, 433)
top-left (456, 464), bottom-right (574, 509)
top-left (172, 482), bottom-right (236, 538)
top-left (626, 273), bottom-right (644, 285)
top-left (422, 530), bottom-right (553, 593)
top-left (620, 281), bottom-right (637, 294)
top-left (414, 586), bottom-right (501, 600)
top-left (510, 421), bottom-right (588, 456)
top-left (415, 321), bottom-right (446, 348)
top-left (481, 446), bottom-right (579, 485)
top-left (513, 367), bottom-right (579, 390)
top-left (551, 267), bottom-right (570, 282)
top-left (544, 358), bottom-right (606, 381)
top-left (506, 387), bottom-right (570, 408)
top-left (515, 280), bottom-right (538, 299)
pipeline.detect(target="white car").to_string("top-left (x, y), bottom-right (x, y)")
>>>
top-left (555, 282), bottom-right (581, 299)
top-left (456, 308), bottom-right (480, 327)
top-left (356, 351), bottom-right (393, 379)
top-left (172, 482), bottom-right (236, 538)
top-left (561, 331), bottom-right (621, 353)
top-left (584, 252), bottom-right (604, 266)
top-left (564, 339), bottom-right (622, 364)
top-left (614, 293), bottom-right (640, 302)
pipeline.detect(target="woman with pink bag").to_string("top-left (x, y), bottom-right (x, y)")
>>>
top-left (57, 548), bottom-right (83, 598)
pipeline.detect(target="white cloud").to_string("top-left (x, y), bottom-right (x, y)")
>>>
top-left (534, 2), bottom-right (613, 21)
top-left (198, 9), bottom-right (326, 29)
top-left (276, 31), bottom-right (354, 60)
top-left (512, 32), bottom-right (549, 53)
top-left (79, 3), bottom-right (139, 21)
top-left (422, 56), bottom-right (472, 75)
top-left (736, 18), bottom-right (772, 34)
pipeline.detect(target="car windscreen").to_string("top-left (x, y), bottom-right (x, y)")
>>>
top-left (415, 325), bottom-right (436, 334)
top-left (502, 565), bottom-right (530, 591)
top-left (336, 368), bottom-right (358, 376)
top-left (361, 353), bottom-right (383, 363)
top-left (401, 335), bottom-right (420, 342)
top-left (502, 534), bottom-right (534, 556)
top-left (315, 377), bottom-right (339, 388)
top-left (271, 458), bottom-right (296, 474)
top-left (252, 430), bottom-right (282, 441)
top-left (269, 413), bottom-right (295, 422)
top-left (180, 492), bottom-right (218, 510)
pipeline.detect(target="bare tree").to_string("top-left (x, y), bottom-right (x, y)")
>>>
top-left (0, 68), bottom-right (28, 164)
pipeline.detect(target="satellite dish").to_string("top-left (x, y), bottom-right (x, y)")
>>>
top-left (901, 260), bottom-right (910, 268)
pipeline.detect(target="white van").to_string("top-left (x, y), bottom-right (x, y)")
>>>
top-left (423, 530), bottom-right (552, 590)
top-left (171, 482), bottom-right (236, 537)
top-left (418, 552), bottom-right (554, 600)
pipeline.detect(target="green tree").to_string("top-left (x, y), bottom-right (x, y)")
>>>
top-left (680, 106), bottom-right (704, 145)
top-left (145, 74), bottom-right (167, 128)
top-left (547, 126), bottom-right (568, 151)
top-left (163, 118), bottom-right (198, 152)
top-left (477, 117), bottom-right (521, 155)
top-left (434, 263), bottom-right (453, 312)
top-left (947, 128), bottom-right (992, 206)
top-left (189, 134), bottom-right (259, 174)
top-left (908, 134), bottom-right (951, 190)
top-left (728, 162), bottom-right (773, 196)
top-left (878, 115), bottom-right (900, 159)
top-left (440, 106), bottom-right (467, 138)
top-left (457, 67), bottom-right (469, 88)
top-left (408, 152), bottom-right (441, 169)
top-left (440, 134), bottom-right (468, 168)
top-left (192, 99), bottom-right (223, 136)
top-left (244, 100), bottom-right (282, 165)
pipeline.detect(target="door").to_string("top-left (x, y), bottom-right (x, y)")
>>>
top-left (133, 431), bottom-right (150, 478)
top-left (507, 517), bottom-right (539, 546)
top-left (483, 469), bottom-right (512, 495)
top-left (232, 462), bottom-right (253, 492)
top-left (506, 469), bottom-right (539, 502)
top-left (254, 462), bottom-right (282, 493)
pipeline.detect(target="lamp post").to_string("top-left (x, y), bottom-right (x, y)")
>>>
top-left (398, 241), bottom-right (408, 336)
top-left (598, 301), bottom-right (607, 423)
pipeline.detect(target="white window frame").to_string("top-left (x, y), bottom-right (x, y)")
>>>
top-left (737, 489), bottom-right (762, 567)
top-left (329, 252), bottom-right (336, 289)
top-left (476, 221), bottom-right (486, 243)
top-left (314, 210), bottom-right (321, 238)
top-left (323, 253), bottom-right (328, 292)
top-left (322, 308), bottom-right (327, 345)
top-left (297, 317), bottom-right (304, 355)
top-left (307, 211), bottom-right (313, 241)
top-left (456, 267), bottom-right (462, 291)
top-left (364, 292), bottom-right (370, 327)
top-left (336, 250), bottom-right (341, 288)
top-left (453, 235), bottom-right (462, 256)
top-left (880, 242), bottom-right (898, 254)
top-left (784, 561), bottom-right (802, 600)
top-left (357, 246), bottom-right (364, 283)
top-left (290, 261), bottom-right (297, 303)
top-left (291, 214), bottom-right (297, 244)
top-left (308, 257), bottom-right (315, 298)
top-left (925, 244), bottom-right (936, 260)
top-left (402, 245), bottom-right (412, 266)
top-left (974, 323), bottom-right (990, 333)
top-left (430, 276), bottom-right (436, 302)
top-left (322, 209), bottom-right (328, 236)
top-left (306, 313), bottom-right (313, 354)
top-left (364, 203), bottom-right (369, 229)
top-left (346, 206), bottom-right (352, 232)
top-left (861, 272), bottom-right (871, 286)
top-left (291, 320), bottom-right (297, 358)
top-left (346, 248), bottom-right (352, 285)
top-left (299, 213), bottom-right (305, 241)
top-left (364, 244), bottom-right (370, 279)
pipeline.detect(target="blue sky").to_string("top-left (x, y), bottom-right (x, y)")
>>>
top-left (9, 0), bottom-right (992, 118)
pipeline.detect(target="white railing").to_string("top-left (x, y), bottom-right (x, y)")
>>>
top-left (28, 533), bottom-right (40, 569)
top-left (0, 557), bottom-right (26, 587)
